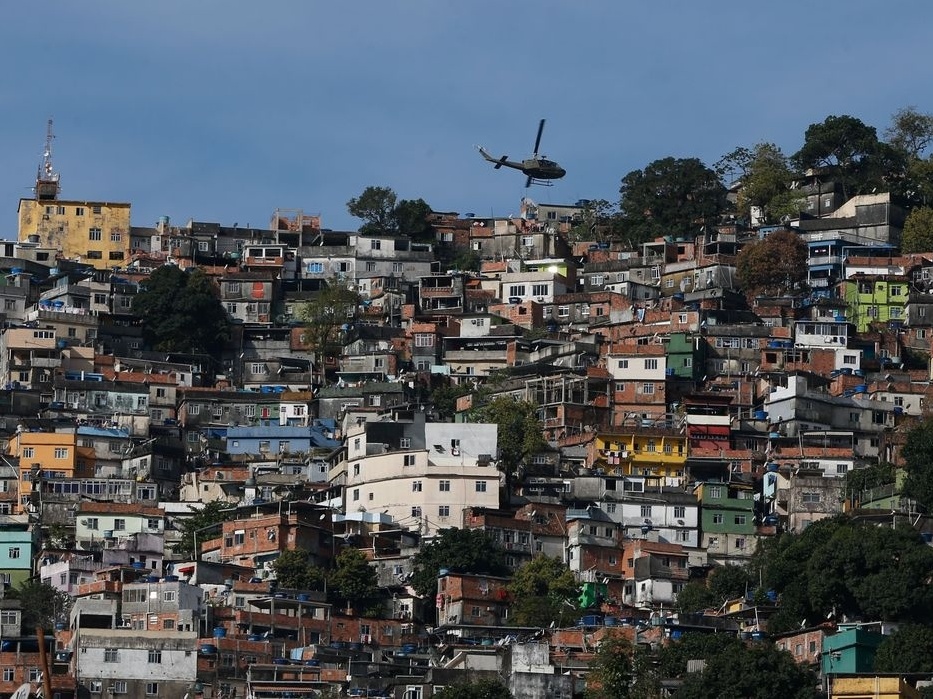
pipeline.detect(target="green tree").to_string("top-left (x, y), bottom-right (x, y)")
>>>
top-left (675, 580), bottom-right (717, 614)
top-left (132, 266), bottom-right (231, 362)
top-left (394, 198), bottom-right (433, 240)
top-left (902, 418), bottom-right (933, 511)
top-left (469, 396), bottom-right (547, 486)
top-left (506, 556), bottom-right (579, 627)
top-left (736, 229), bottom-right (808, 297)
top-left (676, 641), bottom-right (820, 699)
top-left (793, 114), bottom-right (886, 199)
top-left (618, 157), bottom-right (727, 246)
top-left (347, 186), bottom-right (398, 234)
top-left (657, 633), bottom-right (743, 680)
top-left (675, 565), bottom-right (751, 614)
top-left (9, 580), bottom-right (71, 632)
top-left (708, 564), bottom-right (753, 603)
top-left (430, 381), bottom-right (473, 420)
top-left (172, 500), bottom-right (233, 559)
top-left (296, 281), bottom-right (361, 384)
top-left (585, 632), bottom-right (633, 699)
top-left (271, 549), bottom-right (325, 591)
top-left (845, 462), bottom-right (896, 498)
top-left (328, 547), bottom-right (380, 614)
top-left (434, 679), bottom-right (513, 699)
top-left (410, 528), bottom-right (507, 597)
top-left (753, 516), bottom-right (933, 633)
top-left (569, 199), bottom-right (623, 242)
top-left (885, 106), bottom-right (933, 160)
top-left (737, 143), bottom-right (802, 223)
top-left (901, 206), bottom-right (933, 253)
top-left (874, 624), bottom-right (933, 673)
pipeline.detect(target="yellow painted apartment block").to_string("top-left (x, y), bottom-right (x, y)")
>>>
top-left (17, 198), bottom-right (132, 270)
top-left (592, 430), bottom-right (687, 485)
top-left (831, 676), bottom-right (920, 698)
top-left (7, 432), bottom-right (94, 513)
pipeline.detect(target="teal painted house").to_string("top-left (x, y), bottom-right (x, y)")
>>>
top-left (0, 520), bottom-right (36, 587)
top-left (821, 625), bottom-right (885, 676)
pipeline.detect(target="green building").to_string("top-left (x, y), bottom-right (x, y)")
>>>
top-left (665, 332), bottom-right (702, 380)
top-left (841, 275), bottom-right (908, 332)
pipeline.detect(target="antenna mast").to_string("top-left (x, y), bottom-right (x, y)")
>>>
top-left (35, 118), bottom-right (60, 201)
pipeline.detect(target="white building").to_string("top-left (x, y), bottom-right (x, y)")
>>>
top-left (343, 411), bottom-right (500, 536)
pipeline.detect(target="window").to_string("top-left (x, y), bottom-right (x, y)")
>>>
top-left (438, 505), bottom-right (450, 517)
top-left (88, 228), bottom-right (102, 241)
top-left (605, 503), bottom-right (616, 513)
top-left (146, 683), bottom-right (159, 696)
top-left (113, 519), bottom-right (126, 531)
top-left (641, 383), bottom-right (655, 395)
top-left (111, 231), bottom-right (122, 242)
top-left (712, 514), bottom-right (723, 525)
top-left (7, 547), bottom-right (19, 559)
top-left (86, 250), bottom-right (103, 259)
top-left (86, 518), bottom-right (99, 530)
top-left (104, 648), bottom-right (119, 662)
top-left (802, 492), bottom-right (821, 504)
top-left (22, 448), bottom-right (34, 459)
top-left (734, 515), bottom-right (747, 525)
top-left (250, 363), bottom-right (267, 375)
top-left (366, 261), bottom-right (376, 272)
top-left (439, 480), bottom-right (450, 492)
top-left (531, 283), bottom-right (548, 297)
top-left (412, 481), bottom-right (422, 492)
top-left (640, 505), bottom-right (652, 518)
top-left (707, 485), bottom-right (723, 499)
top-left (557, 305), bottom-right (570, 317)
top-left (919, 329), bottom-right (927, 339)
top-left (112, 682), bottom-right (127, 695)
top-left (673, 506), bottom-right (686, 519)
top-left (54, 447), bottom-right (68, 459)
top-left (307, 262), bottom-right (324, 274)
top-left (414, 333), bottom-right (434, 347)
top-left (162, 619), bottom-right (175, 630)
top-left (109, 251), bottom-right (124, 260)
top-left (403, 454), bottom-right (416, 466)
top-left (1, 668), bottom-right (12, 682)
top-left (475, 480), bottom-right (487, 493)
top-left (163, 590), bottom-right (176, 602)
top-left (411, 506), bottom-right (422, 518)
top-left (645, 358), bottom-right (658, 370)
top-left (400, 437), bottom-right (411, 448)
top-left (148, 649), bottom-right (162, 663)
top-left (371, 239), bottom-right (381, 250)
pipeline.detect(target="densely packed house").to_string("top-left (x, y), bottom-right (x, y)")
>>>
top-left (0, 159), bottom-right (929, 699)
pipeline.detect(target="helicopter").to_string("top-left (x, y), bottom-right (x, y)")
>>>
top-left (477, 118), bottom-right (566, 188)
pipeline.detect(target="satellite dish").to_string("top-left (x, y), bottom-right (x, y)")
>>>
top-left (11, 684), bottom-right (31, 699)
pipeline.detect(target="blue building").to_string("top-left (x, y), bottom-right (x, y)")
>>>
top-left (225, 422), bottom-right (340, 456)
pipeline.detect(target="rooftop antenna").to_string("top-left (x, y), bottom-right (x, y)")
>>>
top-left (35, 118), bottom-right (60, 201)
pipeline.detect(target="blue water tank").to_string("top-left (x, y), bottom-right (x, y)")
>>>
top-left (199, 644), bottom-right (217, 655)
top-left (754, 410), bottom-right (767, 420)
top-left (213, 627), bottom-right (226, 639)
top-left (855, 384), bottom-right (868, 393)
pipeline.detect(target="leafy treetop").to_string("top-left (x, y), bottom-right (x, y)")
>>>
top-left (132, 265), bottom-right (231, 362)
top-left (506, 555), bottom-right (579, 628)
top-left (618, 157), bottom-right (727, 247)
top-left (410, 528), bottom-right (507, 597)
top-left (736, 229), bottom-right (808, 297)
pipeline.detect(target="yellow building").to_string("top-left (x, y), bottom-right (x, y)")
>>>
top-left (591, 429), bottom-right (687, 487)
top-left (831, 676), bottom-right (920, 698)
top-left (17, 198), bottom-right (132, 270)
top-left (7, 432), bottom-right (94, 513)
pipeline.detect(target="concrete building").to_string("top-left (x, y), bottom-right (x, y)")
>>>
top-left (343, 410), bottom-right (499, 536)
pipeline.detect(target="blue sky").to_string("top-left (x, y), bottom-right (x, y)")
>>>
top-left (3, 1), bottom-right (933, 233)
